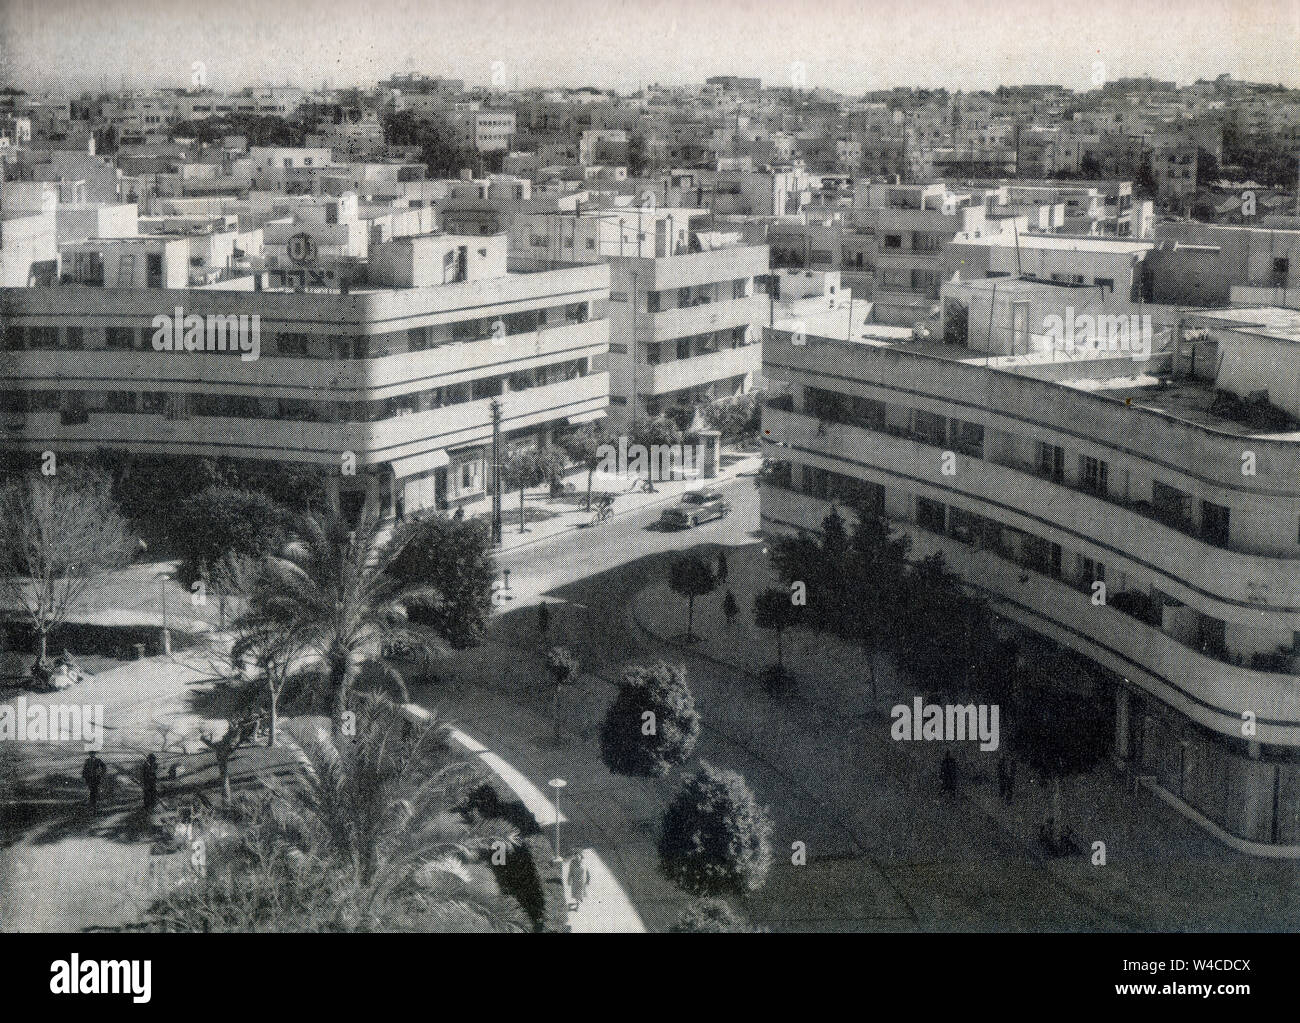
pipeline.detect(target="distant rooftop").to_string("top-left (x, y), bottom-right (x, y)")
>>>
top-left (1191, 306), bottom-right (1300, 342)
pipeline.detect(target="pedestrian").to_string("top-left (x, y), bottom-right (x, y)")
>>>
top-left (82, 752), bottom-right (107, 810)
top-left (453, 506), bottom-right (465, 521)
top-left (567, 849), bottom-right (590, 910)
top-left (716, 549), bottom-right (729, 583)
top-left (538, 601), bottom-right (551, 638)
top-left (940, 751), bottom-right (957, 794)
top-left (141, 753), bottom-right (159, 815)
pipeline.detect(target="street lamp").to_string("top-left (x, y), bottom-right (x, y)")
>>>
top-left (547, 777), bottom-right (567, 861)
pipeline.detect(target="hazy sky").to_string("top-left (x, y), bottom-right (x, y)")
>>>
top-left (2, 0), bottom-right (1298, 96)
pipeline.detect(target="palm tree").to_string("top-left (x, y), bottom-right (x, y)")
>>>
top-left (238, 511), bottom-right (443, 737)
top-left (145, 697), bottom-right (529, 932)
top-left (266, 697), bottom-right (528, 931)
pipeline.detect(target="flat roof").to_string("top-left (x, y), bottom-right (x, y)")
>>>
top-left (1191, 306), bottom-right (1300, 343)
top-left (955, 233), bottom-right (1153, 254)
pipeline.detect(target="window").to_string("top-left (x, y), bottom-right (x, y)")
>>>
top-left (28, 326), bottom-right (57, 349)
top-left (585, 238), bottom-right (595, 250)
top-left (64, 326), bottom-right (84, 350)
top-left (647, 291), bottom-right (662, 313)
top-left (1079, 454), bottom-right (1108, 495)
top-left (609, 343), bottom-right (628, 354)
top-left (883, 234), bottom-right (902, 249)
top-left (105, 327), bottom-right (135, 350)
top-left (278, 333), bottom-right (309, 357)
top-left (1200, 500), bottom-right (1230, 545)
top-left (409, 327), bottom-right (428, 352)
top-left (733, 279), bottom-right (748, 300)
top-left (1037, 442), bottom-right (1064, 481)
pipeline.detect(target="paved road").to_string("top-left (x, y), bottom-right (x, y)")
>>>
top-left (428, 474), bottom-right (1133, 931)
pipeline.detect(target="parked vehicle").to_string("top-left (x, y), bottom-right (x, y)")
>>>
top-left (658, 490), bottom-right (730, 529)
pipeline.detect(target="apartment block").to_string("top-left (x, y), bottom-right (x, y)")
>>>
top-left (760, 288), bottom-right (1300, 851)
top-left (510, 206), bottom-right (768, 424)
top-left (1, 231), bottom-right (609, 522)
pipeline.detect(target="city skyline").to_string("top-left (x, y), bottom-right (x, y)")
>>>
top-left (3, 0), bottom-right (1300, 96)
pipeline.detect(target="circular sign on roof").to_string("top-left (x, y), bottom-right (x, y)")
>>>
top-left (287, 232), bottom-right (318, 266)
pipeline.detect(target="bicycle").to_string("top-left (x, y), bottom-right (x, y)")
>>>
top-left (592, 496), bottom-right (615, 525)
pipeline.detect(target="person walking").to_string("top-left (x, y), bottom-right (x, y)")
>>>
top-left (141, 753), bottom-right (159, 815)
top-left (567, 849), bottom-right (590, 910)
top-left (82, 752), bottom-right (107, 810)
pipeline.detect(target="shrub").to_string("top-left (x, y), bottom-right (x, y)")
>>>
top-left (658, 761), bottom-right (773, 898)
top-left (386, 515), bottom-right (496, 648)
top-left (670, 897), bottom-right (756, 933)
top-left (599, 661), bottom-right (700, 778)
top-left (173, 486), bottom-right (291, 588)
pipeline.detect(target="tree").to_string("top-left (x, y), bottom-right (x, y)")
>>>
top-left (237, 511), bottom-right (444, 737)
top-left (560, 421), bottom-right (618, 512)
top-left (199, 718), bottom-right (255, 805)
top-left (752, 587), bottom-right (800, 675)
top-left (668, 555), bottom-right (717, 641)
top-left (500, 448), bottom-right (567, 533)
top-left (382, 109), bottom-right (478, 178)
top-left (173, 486), bottom-right (291, 588)
top-left (627, 133), bottom-right (649, 177)
top-left (670, 897), bottom-right (755, 933)
top-left (845, 502), bottom-right (912, 701)
top-left (629, 414), bottom-right (683, 452)
top-left (218, 555), bottom-right (305, 749)
top-left (895, 553), bottom-right (999, 704)
top-left (1196, 146), bottom-right (1220, 187)
top-left (1012, 657), bottom-right (1109, 845)
top-left (722, 590), bottom-right (739, 628)
top-left (658, 761), bottom-right (773, 897)
top-left (599, 661), bottom-right (700, 778)
top-left (702, 391), bottom-right (764, 444)
top-left (0, 470), bottom-right (136, 663)
top-left (144, 697), bottom-right (528, 932)
top-left (385, 515), bottom-right (496, 649)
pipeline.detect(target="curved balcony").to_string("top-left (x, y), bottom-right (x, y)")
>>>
top-left (759, 482), bottom-right (1300, 748)
top-left (763, 405), bottom-right (1300, 622)
top-left (763, 332), bottom-right (1300, 497)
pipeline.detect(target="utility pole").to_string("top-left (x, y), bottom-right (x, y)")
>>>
top-left (489, 397), bottom-right (503, 547)
top-left (629, 268), bottom-right (639, 426)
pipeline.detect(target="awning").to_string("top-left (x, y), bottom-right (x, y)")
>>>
top-left (388, 448), bottom-right (449, 479)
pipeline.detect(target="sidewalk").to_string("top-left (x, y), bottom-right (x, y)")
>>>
top-left (629, 540), bottom-right (1300, 930)
top-left (453, 448), bottom-right (762, 554)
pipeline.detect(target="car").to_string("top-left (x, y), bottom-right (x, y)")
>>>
top-left (659, 490), bottom-right (730, 529)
